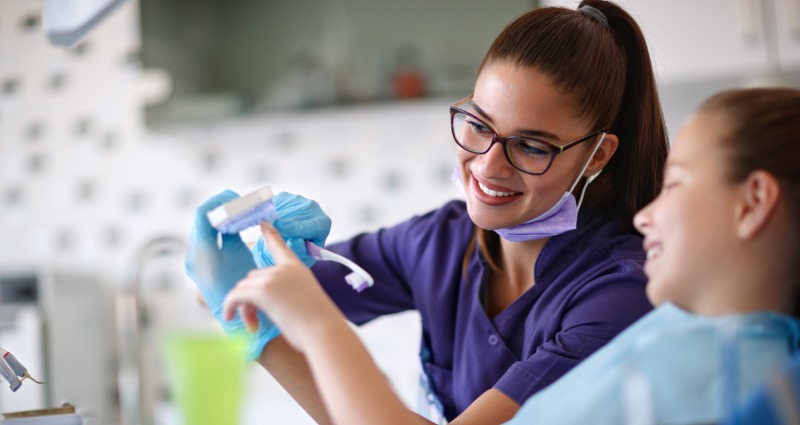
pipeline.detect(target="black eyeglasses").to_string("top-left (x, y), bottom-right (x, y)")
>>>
top-left (449, 95), bottom-right (606, 175)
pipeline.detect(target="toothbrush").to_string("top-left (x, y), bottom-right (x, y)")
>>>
top-left (304, 241), bottom-right (374, 292)
top-left (207, 186), bottom-right (374, 291)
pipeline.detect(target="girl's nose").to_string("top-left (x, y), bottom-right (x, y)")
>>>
top-left (633, 203), bottom-right (653, 233)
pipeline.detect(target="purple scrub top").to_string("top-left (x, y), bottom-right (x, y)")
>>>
top-left (312, 200), bottom-right (653, 420)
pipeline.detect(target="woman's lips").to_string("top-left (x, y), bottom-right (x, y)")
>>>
top-left (471, 177), bottom-right (522, 205)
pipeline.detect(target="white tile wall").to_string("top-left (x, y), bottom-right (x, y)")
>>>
top-left (0, 0), bottom-right (145, 275)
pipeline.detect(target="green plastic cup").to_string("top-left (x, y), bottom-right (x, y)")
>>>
top-left (164, 333), bottom-right (247, 425)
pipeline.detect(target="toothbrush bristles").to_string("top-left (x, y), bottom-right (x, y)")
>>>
top-left (344, 272), bottom-right (371, 292)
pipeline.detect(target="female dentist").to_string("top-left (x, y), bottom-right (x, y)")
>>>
top-left (223, 87), bottom-right (800, 425)
top-left (185, 0), bottom-right (668, 423)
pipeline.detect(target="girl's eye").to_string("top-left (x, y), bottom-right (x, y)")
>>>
top-left (662, 181), bottom-right (679, 191)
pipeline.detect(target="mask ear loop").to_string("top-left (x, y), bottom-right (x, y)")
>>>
top-left (568, 132), bottom-right (607, 211)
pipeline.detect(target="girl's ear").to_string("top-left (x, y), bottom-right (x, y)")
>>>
top-left (734, 170), bottom-right (781, 240)
top-left (584, 133), bottom-right (619, 177)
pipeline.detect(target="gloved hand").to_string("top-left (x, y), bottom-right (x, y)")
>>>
top-left (185, 190), bottom-right (281, 361)
top-left (251, 192), bottom-right (332, 268)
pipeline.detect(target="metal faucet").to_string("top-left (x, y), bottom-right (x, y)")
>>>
top-left (116, 235), bottom-right (186, 425)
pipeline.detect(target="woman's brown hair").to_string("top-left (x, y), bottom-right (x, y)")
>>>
top-left (464, 0), bottom-right (669, 271)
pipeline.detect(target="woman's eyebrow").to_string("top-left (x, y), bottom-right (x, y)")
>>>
top-left (471, 101), bottom-right (562, 142)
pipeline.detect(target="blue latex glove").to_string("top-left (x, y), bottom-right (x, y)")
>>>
top-left (185, 190), bottom-right (281, 361)
top-left (251, 192), bottom-right (332, 268)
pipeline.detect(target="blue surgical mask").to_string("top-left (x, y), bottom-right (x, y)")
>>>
top-left (452, 133), bottom-right (606, 242)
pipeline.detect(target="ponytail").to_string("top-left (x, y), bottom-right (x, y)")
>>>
top-left (586, 0), bottom-right (668, 225)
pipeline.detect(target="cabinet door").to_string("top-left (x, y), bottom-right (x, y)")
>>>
top-left (540, 0), bottom-right (772, 83)
top-left (774, 0), bottom-right (800, 70)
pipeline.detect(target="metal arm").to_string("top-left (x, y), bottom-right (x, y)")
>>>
top-left (0, 346), bottom-right (44, 392)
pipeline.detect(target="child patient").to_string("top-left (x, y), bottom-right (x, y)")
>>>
top-left (222, 87), bottom-right (800, 425)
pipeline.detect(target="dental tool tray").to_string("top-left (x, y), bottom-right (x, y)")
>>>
top-left (1, 404), bottom-right (82, 425)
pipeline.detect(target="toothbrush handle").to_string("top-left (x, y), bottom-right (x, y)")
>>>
top-left (302, 240), bottom-right (374, 290)
top-left (305, 240), bottom-right (324, 260)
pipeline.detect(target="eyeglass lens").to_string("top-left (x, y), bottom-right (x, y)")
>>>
top-left (451, 111), bottom-right (555, 174)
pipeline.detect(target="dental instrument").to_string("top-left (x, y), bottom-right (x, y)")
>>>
top-left (0, 346), bottom-right (44, 392)
top-left (0, 357), bottom-right (20, 392)
top-left (206, 186), bottom-right (374, 292)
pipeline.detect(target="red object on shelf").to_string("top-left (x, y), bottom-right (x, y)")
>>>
top-left (392, 68), bottom-right (425, 99)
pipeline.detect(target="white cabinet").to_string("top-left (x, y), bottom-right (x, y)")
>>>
top-left (541, 0), bottom-right (800, 83)
top-left (775, 0), bottom-right (800, 70)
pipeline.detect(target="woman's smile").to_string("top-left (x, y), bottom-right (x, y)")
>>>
top-left (472, 176), bottom-right (523, 206)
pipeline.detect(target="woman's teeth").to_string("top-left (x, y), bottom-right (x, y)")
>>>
top-left (479, 182), bottom-right (518, 197)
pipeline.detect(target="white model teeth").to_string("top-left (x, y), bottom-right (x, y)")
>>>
top-left (479, 182), bottom-right (517, 197)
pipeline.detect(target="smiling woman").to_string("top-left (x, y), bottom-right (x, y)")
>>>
top-left (185, 1), bottom-right (669, 424)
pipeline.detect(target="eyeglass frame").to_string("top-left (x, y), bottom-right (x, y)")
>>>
top-left (449, 95), bottom-right (607, 175)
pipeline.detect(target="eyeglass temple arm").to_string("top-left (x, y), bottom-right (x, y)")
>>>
top-left (558, 130), bottom-right (607, 153)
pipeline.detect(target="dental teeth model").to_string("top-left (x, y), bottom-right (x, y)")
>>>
top-left (207, 186), bottom-right (374, 292)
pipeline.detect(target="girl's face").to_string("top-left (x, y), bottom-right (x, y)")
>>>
top-left (458, 62), bottom-right (602, 231)
top-left (633, 112), bottom-right (740, 312)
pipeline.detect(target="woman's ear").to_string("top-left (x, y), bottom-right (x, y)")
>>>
top-left (734, 170), bottom-right (781, 240)
top-left (584, 133), bottom-right (619, 177)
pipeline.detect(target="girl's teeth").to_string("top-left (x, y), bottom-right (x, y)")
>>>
top-left (479, 182), bottom-right (518, 197)
top-left (646, 246), bottom-right (662, 259)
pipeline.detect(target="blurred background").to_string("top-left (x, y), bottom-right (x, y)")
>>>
top-left (0, 0), bottom-right (798, 423)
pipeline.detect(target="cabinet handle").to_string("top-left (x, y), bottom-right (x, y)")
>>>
top-left (737, 0), bottom-right (761, 44)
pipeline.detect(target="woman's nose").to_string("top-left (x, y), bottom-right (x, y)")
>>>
top-left (475, 141), bottom-right (514, 178)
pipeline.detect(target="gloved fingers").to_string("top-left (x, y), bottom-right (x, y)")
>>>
top-left (250, 237), bottom-right (273, 268)
top-left (268, 192), bottom-right (331, 246)
top-left (261, 223), bottom-right (303, 264)
top-left (222, 277), bottom-right (264, 322)
top-left (220, 231), bottom-right (249, 252)
top-left (185, 243), bottom-right (220, 289)
top-left (186, 244), bottom-right (256, 312)
top-left (274, 216), bottom-right (331, 245)
top-left (285, 238), bottom-right (315, 267)
top-left (192, 287), bottom-right (210, 310)
top-left (270, 192), bottom-right (300, 211)
top-left (251, 234), bottom-right (316, 268)
top-left (192, 190), bottom-right (240, 243)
